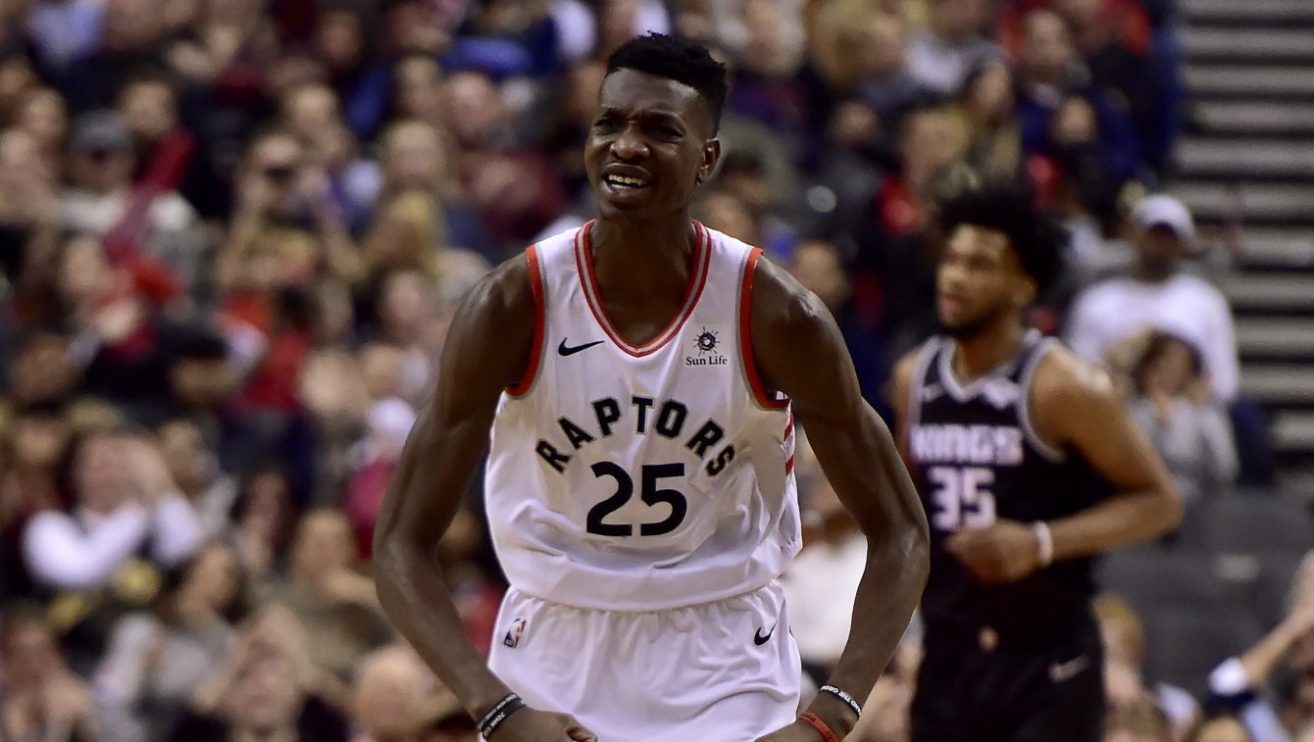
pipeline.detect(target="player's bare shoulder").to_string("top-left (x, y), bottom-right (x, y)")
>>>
top-left (447, 250), bottom-right (540, 391)
top-left (1028, 341), bottom-right (1120, 444)
top-left (748, 253), bottom-right (833, 342)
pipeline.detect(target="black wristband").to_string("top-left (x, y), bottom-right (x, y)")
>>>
top-left (477, 693), bottom-right (527, 739)
top-left (818, 684), bottom-right (863, 718)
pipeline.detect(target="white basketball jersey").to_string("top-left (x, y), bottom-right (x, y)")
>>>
top-left (484, 221), bottom-right (801, 611)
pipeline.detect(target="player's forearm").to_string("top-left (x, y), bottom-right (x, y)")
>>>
top-left (373, 416), bottom-right (512, 718)
top-left (815, 430), bottom-right (929, 735)
top-left (829, 531), bottom-right (928, 688)
top-left (1048, 488), bottom-right (1182, 562)
top-left (374, 538), bottom-right (510, 716)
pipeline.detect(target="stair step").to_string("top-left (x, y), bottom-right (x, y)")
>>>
top-left (1240, 364), bottom-right (1314, 404)
top-left (1236, 318), bottom-right (1314, 357)
top-left (1220, 274), bottom-right (1314, 312)
top-left (1185, 66), bottom-right (1314, 99)
top-left (1183, 28), bottom-right (1314, 63)
top-left (1183, 0), bottom-right (1314, 24)
top-left (1177, 139), bottom-right (1314, 178)
top-left (1174, 182), bottom-right (1314, 223)
top-left (1273, 412), bottom-right (1314, 454)
top-left (1193, 101), bottom-right (1314, 137)
top-left (1236, 228), bottom-right (1314, 268)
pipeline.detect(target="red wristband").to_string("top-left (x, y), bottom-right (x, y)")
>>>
top-left (799, 711), bottom-right (841, 742)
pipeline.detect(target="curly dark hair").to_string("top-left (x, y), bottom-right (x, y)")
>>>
top-left (605, 32), bottom-right (728, 133)
top-left (938, 181), bottom-right (1068, 294)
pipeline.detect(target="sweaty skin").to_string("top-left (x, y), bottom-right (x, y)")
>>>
top-left (373, 67), bottom-right (929, 742)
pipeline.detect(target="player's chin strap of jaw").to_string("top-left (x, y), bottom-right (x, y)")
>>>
top-left (477, 693), bottom-right (526, 739)
top-left (800, 684), bottom-right (863, 742)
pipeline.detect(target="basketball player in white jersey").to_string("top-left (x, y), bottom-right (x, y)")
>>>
top-left (374, 33), bottom-right (929, 742)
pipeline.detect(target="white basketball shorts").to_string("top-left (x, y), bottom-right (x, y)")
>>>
top-left (487, 581), bottom-right (802, 742)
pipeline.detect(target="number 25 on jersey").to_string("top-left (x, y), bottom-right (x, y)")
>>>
top-left (928, 466), bottom-right (997, 532)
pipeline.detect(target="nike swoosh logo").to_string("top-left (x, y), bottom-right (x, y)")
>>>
top-left (1049, 655), bottom-right (1090, 683)
top-left (754, 624), bottom-right (776, 646)
top-left (558, 339), bottom-right (605, 357)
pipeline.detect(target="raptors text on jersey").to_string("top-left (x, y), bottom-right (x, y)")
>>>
top-left (484, 222), bottom-right (801, 611)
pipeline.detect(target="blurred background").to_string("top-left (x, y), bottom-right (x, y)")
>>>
top-left (0, 0), bottom-right (1309, 740)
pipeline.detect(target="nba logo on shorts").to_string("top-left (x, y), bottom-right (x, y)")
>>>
top-left (503, 618), bottom-right (526, 648)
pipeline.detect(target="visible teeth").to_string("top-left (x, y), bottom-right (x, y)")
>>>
top-left (606, 175), bottom-right (646, 187)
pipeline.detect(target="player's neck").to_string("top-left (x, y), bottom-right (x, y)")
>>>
top-left (951, 320), bottom-right (1026, 382)
top-left (590, 215), bottom-right (699, 299)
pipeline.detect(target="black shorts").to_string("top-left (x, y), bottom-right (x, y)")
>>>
top-left (911, 617), bottom-right (1105, 742)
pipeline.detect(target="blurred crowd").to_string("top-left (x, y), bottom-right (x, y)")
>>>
top-left (0, 0), bottom-right (1302, 740)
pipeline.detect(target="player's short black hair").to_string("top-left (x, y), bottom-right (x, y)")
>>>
top-left (938, 182), bottom-right (1068, 294)
top-left (605, 32), bottom-right (727, 133)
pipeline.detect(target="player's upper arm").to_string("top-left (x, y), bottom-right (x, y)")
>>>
top-left (431, 252), bottom-right (540, 422)
top-left (747, 254), bottom-right (862, 423)
top-left (1031, 348), bottom-right (1179, 503)
top-left (376, 252), bottom-right (539, 547)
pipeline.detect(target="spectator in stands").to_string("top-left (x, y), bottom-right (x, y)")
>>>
top-left (171, 603), bottom-right (351, 742)
top-left (443, 69), bottom-right (566, 251)
top-left (59, 110), bottom-right (204, 287)
top-left (1207, 598), bottom-right (1314, 739)
top-left (1067, 194), bottom-right (1240, 402)
top-left (226, 463), bottom-right (298, 596)
top-left (217, 128), bottom-right (362, 294)
top-left (1050, 0), bottom-right (1164, 171)
top-left (262, 508), bottom-right (394, 702)
top-left (788, 239), bottom-right (888, 408)
top-left (1014, 9), bottom-right (1142, 186)
top-left (906, 0), bottom-right (1000, 95)
top-left (349, 645), bottom-right (442, 742)
top-left (0, 604), bottom-right (101, 742)
top-left (1188, 713), bottom-right (1255, 742)
top-left (852, 11), bottom-right (924, 133)
top-left (1096, 593), bottom-right (1200, 736)
top-left (22, 427), bottom-right (205, 673)
top-left (953, 59), bottom-right (1021, 179)
top-left (1126, 332), bottom-right (1238, 505)
top-left (0, 127), bottom-right (59, 292)
top-left (93, 543), bottom-right (244, 742)
top-left (1105, 697), bottom-right (1174, 742)
top-left (157, 418), bottom-right (237, 541)
top-left (343, 395), bottom-right (416, 557)
top-left (15, 86), bottom-right (68, 163)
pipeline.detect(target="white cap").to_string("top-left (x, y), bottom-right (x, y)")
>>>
top-left (1132, 194), bottom-right (1195, 242)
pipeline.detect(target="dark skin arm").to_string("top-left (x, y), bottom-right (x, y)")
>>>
top-left (752, 258), bottom-right (930, 741)
top-left (938, 348), bottom-right (1184, 584)
top-left (372, 257), bottom-right (594, 742)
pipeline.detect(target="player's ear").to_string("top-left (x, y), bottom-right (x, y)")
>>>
top-left (697, 138), bottom-right (721, 186)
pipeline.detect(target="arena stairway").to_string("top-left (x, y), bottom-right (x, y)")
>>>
top-left (1173, 0), bottom-right (1314, 494)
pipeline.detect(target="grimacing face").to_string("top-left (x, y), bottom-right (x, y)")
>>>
top-left (584, 68), bottom-right (720, 221)
top-left (936, 225), bottom-right (1035, 337)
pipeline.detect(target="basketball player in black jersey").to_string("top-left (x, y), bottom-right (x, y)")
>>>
top-left (890, 185), bottom-right (1183, 742)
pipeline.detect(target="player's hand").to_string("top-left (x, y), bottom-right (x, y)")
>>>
top-left (755, 719), bottom-right (825, 741)
top-left (945, 519), bottom-right (1042, 584)
top-left (490, 708), bottom-right (597, 741)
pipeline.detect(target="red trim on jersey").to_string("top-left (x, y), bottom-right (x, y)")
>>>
top-left (785, 455), bottom-right (795, 475)
top-left (783, 413), bottom-right (795, 440)
top-left (740, 248), bottom-right (791, 410)
top-left (573, 220), bottom-right (710, 358)
top-left (506, 245), bottom-right (545, 396)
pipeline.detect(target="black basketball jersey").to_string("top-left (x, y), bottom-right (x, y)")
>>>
top-left (907, 330), bottom-right (1109, 638)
